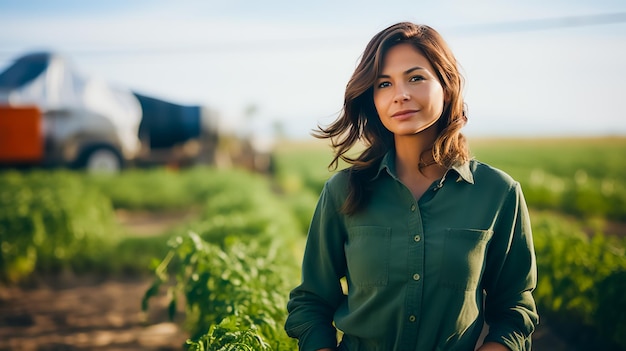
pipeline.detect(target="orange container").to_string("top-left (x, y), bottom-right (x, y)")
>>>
top-left (0, 105), bottom-right (43, 162)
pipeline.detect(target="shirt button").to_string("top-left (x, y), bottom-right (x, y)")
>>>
top-left (410, 204), bottom-right (416, 212)
top-left (413, 273), bottom-right (421, 281)
top-left (409, 315), bottom-right (416, 322)
top-left (413, 235), bottom-right (421, 242)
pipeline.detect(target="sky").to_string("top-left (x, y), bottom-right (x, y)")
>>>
top-left (1, 0), bottom-right (625, 140)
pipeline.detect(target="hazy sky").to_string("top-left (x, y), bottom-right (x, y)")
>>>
top-left (1, 0), bottom-right (625, 138)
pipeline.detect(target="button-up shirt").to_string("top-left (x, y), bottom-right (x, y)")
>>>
top-left (285, 151), bottom-right (538, 351)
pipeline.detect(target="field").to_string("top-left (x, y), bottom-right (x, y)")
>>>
top-left (0, 136), bottom-right (625, 350)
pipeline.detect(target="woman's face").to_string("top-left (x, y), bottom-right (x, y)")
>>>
top-left (373, 43), bottom-right (445, 137)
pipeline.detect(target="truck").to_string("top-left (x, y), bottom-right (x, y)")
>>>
top-left (0, 51), bottom-right (246, 172)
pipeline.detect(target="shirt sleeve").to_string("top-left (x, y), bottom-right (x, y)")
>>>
top-left (285, 182), bottom-right (347, 351)
top-left (482, 182), bottom-right (539, 351)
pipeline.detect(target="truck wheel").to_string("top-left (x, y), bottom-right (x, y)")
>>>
top-left (83, 147), bottom-right (123, 173)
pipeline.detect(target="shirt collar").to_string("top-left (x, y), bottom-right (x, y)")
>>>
top-left (374, 150), bottom-right (397, 180)
top-left (374, 150), bottom-right (474, 184)
top-left (450, 159), bottom-right (474, 184)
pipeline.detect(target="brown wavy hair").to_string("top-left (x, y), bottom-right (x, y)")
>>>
top-left (314, 22), bottom-right (470, 214)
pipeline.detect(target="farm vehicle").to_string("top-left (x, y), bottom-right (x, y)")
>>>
top-left (0, 52), bottom-right (271, 173)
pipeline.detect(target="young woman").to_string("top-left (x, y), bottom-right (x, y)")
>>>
top-left (285, 22), bottom-right (538, 351)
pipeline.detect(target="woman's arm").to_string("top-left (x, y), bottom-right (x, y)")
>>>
top-left (285, 182), bottom-right (347, 351)
top-left (481, 183), bottom-right (539, 351)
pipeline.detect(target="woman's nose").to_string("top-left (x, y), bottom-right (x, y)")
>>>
top-left (394, 86), bottom-right (410, 103)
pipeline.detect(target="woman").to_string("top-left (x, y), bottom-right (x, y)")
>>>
top-left (285, 22), bottom-right (538, 351)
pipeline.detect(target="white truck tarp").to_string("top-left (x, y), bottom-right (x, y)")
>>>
top-left (0, 52), bottom-right (142, 156)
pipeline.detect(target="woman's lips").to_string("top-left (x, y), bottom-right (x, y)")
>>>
top-left (391, 110), bottom-right (419, 120)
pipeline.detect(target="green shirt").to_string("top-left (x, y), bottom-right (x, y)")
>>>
top-left (285, 152), bottom-right (539, 351)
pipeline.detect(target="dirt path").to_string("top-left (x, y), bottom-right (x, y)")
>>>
top-left (0, 210), bottom-right (190, 351)
top-left (0, 275), bottom-right (187, 351)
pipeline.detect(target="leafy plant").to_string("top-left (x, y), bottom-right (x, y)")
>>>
top-left (143, 232), bottom-right (298, 350)
top-left (532, 212), bottom-right (626, 348)
top-left (185, 315), bottom-right (272, 351)
top-left (142, 168), bottom-right (301, 350)
top-left (0, 170), bottom-right (121, 282)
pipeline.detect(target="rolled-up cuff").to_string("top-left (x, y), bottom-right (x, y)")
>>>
top-left (296, 323), bottom-right (338, 351)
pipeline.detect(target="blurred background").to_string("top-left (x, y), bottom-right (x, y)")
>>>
top-left (1, 0), bottom-right (626, 141)
top-left (1, 1), bottom-right (625, 350)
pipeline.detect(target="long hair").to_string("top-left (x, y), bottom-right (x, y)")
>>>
top-left (314, 22), bottom-right (470, 214)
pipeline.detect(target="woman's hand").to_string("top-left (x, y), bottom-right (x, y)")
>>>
top-left (476, 342), bottom-right (510, 351)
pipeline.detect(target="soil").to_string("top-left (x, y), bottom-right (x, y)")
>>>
top-left (0, 277), bottom-right (188, 351)
top-left (0, 210), bottom-right (599, 351)
top-left (0, 210), bottom-right (189, 351)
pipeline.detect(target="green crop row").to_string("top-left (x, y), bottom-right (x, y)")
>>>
top-left (145, 233), bottom-right (299, 350)
top-left (532, 212), bottom-right (626, 349)
top-left (0, 170), bottom-right (122, 282)
top-left (273, 138), bottom-right (626, 221)
top-left (470, 137), bottom-right (626, 181)
top-left (473, 137), bottom-right (626, 222)
top-left (0, 166), bottom-right (303, 283)
top-left (518, 169), bottom-right (626, 221)
top-left (142, 169), bottom-right (303, 350)
top-left (85, 166), bottom-right (247, 211)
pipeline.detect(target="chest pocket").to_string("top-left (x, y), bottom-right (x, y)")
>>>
top-left (345, 226), bottom-right (391, 287)
top-left (440, 228), bottom-right (493, 291)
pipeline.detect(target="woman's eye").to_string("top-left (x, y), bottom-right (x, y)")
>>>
top-left (377, 81), bottom-right (391, 89)
top-left (410, 75), bottom-right (425, 82)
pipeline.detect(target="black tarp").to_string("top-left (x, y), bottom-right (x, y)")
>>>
top-left (134, 92), bottom-right (201, 149)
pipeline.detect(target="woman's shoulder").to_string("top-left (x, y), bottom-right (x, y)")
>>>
top-left (325, 168), bottom-right (351, 193)
top-left (469, 159), bottom-right (519, 188)
top-left (315, 169), bottom-right (350, 209)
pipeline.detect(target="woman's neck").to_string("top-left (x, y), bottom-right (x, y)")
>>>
top-left (393, 128), bottom-right (445, 183)
top-left (393, 127), bottom-right (437, 168)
